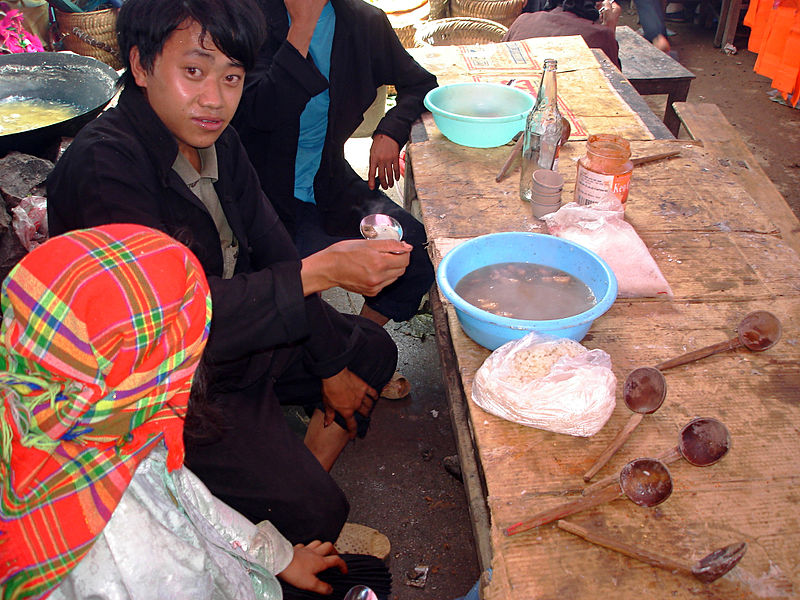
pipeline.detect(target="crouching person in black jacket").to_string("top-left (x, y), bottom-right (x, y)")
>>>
top-left (46, 0), bottom-right (410, 547)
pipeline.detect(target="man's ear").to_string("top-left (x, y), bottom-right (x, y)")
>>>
top-left (129, 46), bottom-right (148, 88)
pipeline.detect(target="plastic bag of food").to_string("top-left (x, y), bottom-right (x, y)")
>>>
top-left (11, 195), bottom-right (48, 252)
top-left (472, 331), bottom-right (616, 437)
top-left (541, 195), bottom-right (673, 298)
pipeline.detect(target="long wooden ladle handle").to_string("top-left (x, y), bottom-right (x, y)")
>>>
top-left (631, 150), bottom-right (681, 166)
top-left (505, 481), bottom-right (621, 536)
top-left (495, 134), bottom-right (524, 182)
top-left (655, 337), bottom-right (741, 370)
top-left (557, 520), bottom-right (692, 576)
top-left (583, 445), bottom-right (682, 496)
top-left (583, 413), bottom-right (645, 482)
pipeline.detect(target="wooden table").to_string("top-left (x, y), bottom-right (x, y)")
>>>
top-left (406, 37), bottom-right (800, 599)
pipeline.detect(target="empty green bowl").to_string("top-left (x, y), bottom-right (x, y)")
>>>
top-left (424, 82), bottom-right (534, 148)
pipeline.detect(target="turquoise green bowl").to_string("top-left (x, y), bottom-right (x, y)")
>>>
top-left (424, 82), bottom-right (534, 148)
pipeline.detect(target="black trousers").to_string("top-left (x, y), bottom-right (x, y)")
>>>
top-left (185, 314), bottom-right (397, 545)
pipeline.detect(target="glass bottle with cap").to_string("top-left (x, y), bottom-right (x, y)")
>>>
top-left (520, 58), bottom-right (564, 203)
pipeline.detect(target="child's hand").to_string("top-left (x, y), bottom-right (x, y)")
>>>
top-left (278, 541), bottom-right (348, 595)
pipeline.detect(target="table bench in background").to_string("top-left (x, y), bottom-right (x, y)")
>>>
top-left (615, 25), bottom-right (696, 135)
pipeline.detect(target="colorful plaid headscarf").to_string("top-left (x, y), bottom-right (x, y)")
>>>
top-left (0, 224), bottom-right (212, 600)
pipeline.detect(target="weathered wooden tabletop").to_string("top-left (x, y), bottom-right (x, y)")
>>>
top-left (406, 37), bottom-right (800, 600)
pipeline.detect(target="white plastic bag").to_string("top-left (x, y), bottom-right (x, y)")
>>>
top-left (471, 332), bottom-right (616, 437)
top-left (541, 196), bottom-right (673, 298)
top-left (11, 195), bottom-right (48, 252)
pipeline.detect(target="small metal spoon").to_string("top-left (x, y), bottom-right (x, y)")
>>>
top-left (343, 586), bottom-right (378, 600)
top-left (505, 458), bottom-right (672, 536)
top-left (558, 520), bottom-right (747, 583)
top-left (583, 367), bottom-right (667, 481)
top-left (584, 417), bottom-right (731, 495)
top-left (656, 311), bottom-right (781, 371)
top-left (359, 214), bottom-right (403, 241)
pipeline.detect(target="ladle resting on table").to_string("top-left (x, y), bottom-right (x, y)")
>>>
top-left (557, 520), bottom-right (747, 583)
top-left (657, 310), bottom-right (781, 370)
top-left (505, 458), bottom-right (672, 536)
top-left (583, 367), bottom-right (666, 481)
top-left (583, 311), bottom-right (777, 482)
top-left (584, 417), bottom-right (731, 495)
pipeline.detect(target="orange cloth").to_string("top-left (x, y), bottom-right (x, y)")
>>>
top-left (745, 0), bottom-right (800, 106)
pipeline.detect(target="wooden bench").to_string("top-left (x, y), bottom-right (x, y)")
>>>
top-left (615, 25), bottom-right (696, 136)
top-left (674, 101), bottom-right (800, 255)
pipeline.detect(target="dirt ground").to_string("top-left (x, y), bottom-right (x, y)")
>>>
top-left (335, 10), bottom-right (800, 600)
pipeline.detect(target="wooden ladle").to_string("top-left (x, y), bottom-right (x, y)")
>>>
top-left (505, 458), bottom-right (672, 536)
top-left (558, 520), bottom-right (747, 583)
top-left (656, 311), bottom-right (781, 371)
top-left (584, 417), bottom-right (731, 495)
top-left (583, 367), bottom-right (667, 481)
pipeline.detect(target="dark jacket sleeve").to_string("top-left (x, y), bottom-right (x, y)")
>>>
top-left (368, 9), bottom-right (438, 147)
top-left (221, 137), bottom-right (360, 377)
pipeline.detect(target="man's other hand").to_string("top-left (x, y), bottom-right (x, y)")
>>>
top-left (322, 367), bottom-right (377, 439)
top-left (369, 133), bottom-right (401, 190)
top-left (285, 0), bottom-right (328, 56)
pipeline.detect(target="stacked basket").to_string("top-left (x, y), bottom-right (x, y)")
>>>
top-left (414, 16), bottom-right (508, 46)
top-left (54, 7), bottom-right (122, 70)
top-left (449, 0), bottom-right (524, 28)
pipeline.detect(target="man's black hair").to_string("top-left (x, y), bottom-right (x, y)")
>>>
top-left (116, 0), bottom-right (266, 87)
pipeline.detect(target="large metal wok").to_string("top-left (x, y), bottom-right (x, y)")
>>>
top-left (0, 52), bottom-right (119, 156)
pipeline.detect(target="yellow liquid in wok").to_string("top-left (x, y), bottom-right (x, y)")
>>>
top-left (0, 98), bottom-right (82, 135)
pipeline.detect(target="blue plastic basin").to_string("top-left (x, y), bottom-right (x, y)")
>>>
top-left (424, 82), bottom-right (534, 148)
top-left (436, 232), bottom-right (618, 350)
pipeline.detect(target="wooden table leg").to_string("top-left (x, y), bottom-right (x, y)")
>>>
top-left (665, 80), bottom-right (692, 136)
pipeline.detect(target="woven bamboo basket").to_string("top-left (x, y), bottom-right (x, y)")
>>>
top-left (378, 0), bottom-right (430, 48)
top-left (429, 0), bottom-right (450, 19)
top-left (54, 7), bottom-right (123, 70)
top-left (449, 0), bottom-right (524, 28)
top-left (393, 23), bottom-right (419, 48)
top-left (414, 16), bottom-right (508, 46)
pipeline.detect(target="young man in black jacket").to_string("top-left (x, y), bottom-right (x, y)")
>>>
top-left (233, 0), bottom-right (437, 329)
top-left (46, 0), bottom-right (410, 546)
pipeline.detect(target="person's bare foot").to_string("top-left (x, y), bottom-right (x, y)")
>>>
top-left (652, 34), bottom-right (671, 53)
top-left (304, 409), bottom-right (350, 471)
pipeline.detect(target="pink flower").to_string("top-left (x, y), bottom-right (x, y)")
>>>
top-left (0, 8), bottom-right (44, 54)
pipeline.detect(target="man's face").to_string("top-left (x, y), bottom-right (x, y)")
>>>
top-left (130, 19), bottom-right (244, 164)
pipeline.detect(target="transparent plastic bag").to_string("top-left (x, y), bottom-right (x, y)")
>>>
top-left (11, 195), bottom-right (48, 252)
top-left (471, 332), bottom-right (617, 437)
top-left (541, 195), bottom-right (673, 298)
